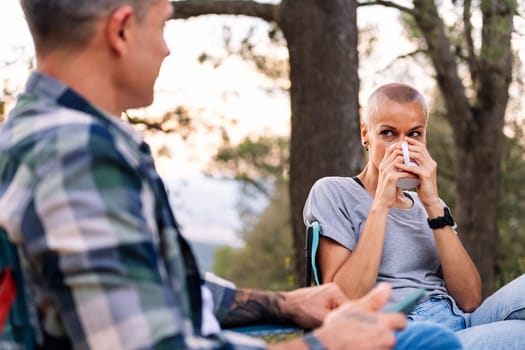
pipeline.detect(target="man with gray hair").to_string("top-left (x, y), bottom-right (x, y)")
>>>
top-left (0, 1), bottom-right (462, 349)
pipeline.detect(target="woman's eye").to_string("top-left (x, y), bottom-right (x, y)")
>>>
top-left (380, 130), bottom-right (394, 136)
top-left (409, 131), bottom-right (422, 137)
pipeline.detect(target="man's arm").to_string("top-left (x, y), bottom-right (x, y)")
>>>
top-left (14, 128), bottom-right (268, 350)
top-left (217, 282), bottom-right (407, 350)
top-left (221, 288), bottom-right (288, 327)
top-left (222, 283), bottom-right (347, 329)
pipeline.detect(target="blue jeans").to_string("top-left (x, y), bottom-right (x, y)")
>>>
top-left (395, 322), bottom-right (462, 350)
top-left (407, 274), bottom-right (525, 349)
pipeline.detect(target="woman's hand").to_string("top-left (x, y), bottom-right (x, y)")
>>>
top-left (397, 138), bottom-right (441, 213)
top-left (374, 142), bottom-right (412, 208)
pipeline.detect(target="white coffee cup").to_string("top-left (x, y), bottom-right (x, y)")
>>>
top-left (396, 141), bottom-right (420, 189)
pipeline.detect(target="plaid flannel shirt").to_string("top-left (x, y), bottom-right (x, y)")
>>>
top-left (0, 72), bottom-right (266, 350)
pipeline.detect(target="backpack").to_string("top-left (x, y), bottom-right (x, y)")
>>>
top-left (0, 230), bottom-right (35, 349)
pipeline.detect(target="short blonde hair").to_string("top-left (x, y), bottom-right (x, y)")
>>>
top-left (364, 83), bottom-right (428, 125)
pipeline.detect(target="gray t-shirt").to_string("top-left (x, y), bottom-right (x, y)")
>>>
top-left (303, 176), bottom-right (451, 308)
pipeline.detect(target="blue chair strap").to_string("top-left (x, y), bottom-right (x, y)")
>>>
top-left (310, 222), bottom-right (321, 286)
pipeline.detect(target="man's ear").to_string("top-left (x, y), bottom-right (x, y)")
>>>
top-left (105, 5), bottom-right (134, 55)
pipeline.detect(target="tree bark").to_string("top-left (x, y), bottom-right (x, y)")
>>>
top-left (280, 0), bottom-right (362, 284)
top-left (412, 0), bottom-right (514, 296)
top-left (171, 0), bottom-right (280, 23)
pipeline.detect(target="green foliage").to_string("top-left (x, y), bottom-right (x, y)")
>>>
top-left (495, 119), bottom-right (525, 287)
top-left (399, 12), bottom-right (425, 48)
top-left (207, 133), bottom-right (290, 239)
top-left (212, 135), bottom-right (289, 196)
top-left (213, 182), bottom-right (296, 290)
top-left (210, 135), bottom-right (296, 290)
top-left (213, 245), bottom-right (234, 278)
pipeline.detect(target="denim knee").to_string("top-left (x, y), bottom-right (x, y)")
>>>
top-left (395, 322), bottom-right (463, 350)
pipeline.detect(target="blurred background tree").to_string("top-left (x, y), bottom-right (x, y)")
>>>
top-left (173, 0), bottom-right (363, 288)
top-left (214, 181), bottom-right (295, 290)
top-left (209, 135), bottom-right (296, 289)
top-left (172, 0), bottom-right (523, 295)
top-left (396, 0), bottom-right (517, 295)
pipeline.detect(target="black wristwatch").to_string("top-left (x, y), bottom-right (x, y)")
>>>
top-left (427, 207), bottom-right (455, 229)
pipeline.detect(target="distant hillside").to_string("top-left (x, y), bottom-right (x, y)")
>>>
top-left (166, 175), bottom-right (267, 247)
top-left (189, 240), bottom-right (224, 273)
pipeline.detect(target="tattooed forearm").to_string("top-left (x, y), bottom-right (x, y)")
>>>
top-left (221, 289), bottom-right (288, 327)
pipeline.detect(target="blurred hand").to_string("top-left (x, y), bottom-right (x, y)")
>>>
top-left (281, 282), bottom-right (348, 329)
top-left (316, 283), bottom-right (406, 350)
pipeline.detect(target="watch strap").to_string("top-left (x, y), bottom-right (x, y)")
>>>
top-left (427, 207), bottom-right (455, 229)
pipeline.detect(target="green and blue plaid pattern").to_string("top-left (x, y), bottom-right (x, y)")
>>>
top-left (0, 72), bottom-right (265, 350)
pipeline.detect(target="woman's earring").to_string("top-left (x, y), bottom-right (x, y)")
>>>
top-left (363, 141), bottom-right (369, 152)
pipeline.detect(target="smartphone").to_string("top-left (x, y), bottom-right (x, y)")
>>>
top-left (385, 288), bottom-right (425, 315)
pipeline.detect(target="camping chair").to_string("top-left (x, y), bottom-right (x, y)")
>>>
top-left (304, 221), bottom-right (322, 287)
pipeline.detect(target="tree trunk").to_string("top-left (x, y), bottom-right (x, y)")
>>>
top-left (454, 114), bottom-right (505, 296)
top-left (454, 0), bottom-right (512, 295)
top-left (412, 0), bottom-right (513, 295)
top-left (280, 0), bottom-right (362, 284)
